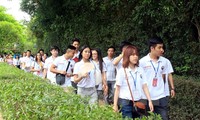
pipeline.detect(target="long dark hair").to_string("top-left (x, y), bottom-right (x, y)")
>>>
top-left (92, 48), bottom-right (104, 73)
top-left (35, 52), bottom-right (42, 62)
top-left (78, 45), bottom-right (92, 61)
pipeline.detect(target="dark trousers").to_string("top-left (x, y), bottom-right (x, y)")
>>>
top-left (146, 97), bottom-right (169, 120)
top-left (107, 81), bottom-right (115, 104)
top-left (71, 81), bottom-right (77, 94)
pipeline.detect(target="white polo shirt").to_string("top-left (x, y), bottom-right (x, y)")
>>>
top-left (73, 60), bottom-right (96, 88)
top-left (116, 67), bottom-right (147, 101)
top-left (44, 56), bottom-right (57, 84)
top-left (91, 60), bottom-right (107, 90)
top-left (139, 54), bottom-right (168, 100)
top-left (31, 61), bottom-right (44, 77)
top-left (163, 57), bottom-right (174, 96)
top-left (103, 57), bottom-right (116, 81)
top-left (53, 55), bottom-right (75, 87)
top-left (23, 56), bottom-right (34, 72)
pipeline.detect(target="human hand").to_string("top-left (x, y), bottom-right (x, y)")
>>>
top-left (113, 105), bottom-right (119, 112)
top-left (148, 101), bottom-right (154, 112)
top-left (171, 89), bottom-right (175, 98)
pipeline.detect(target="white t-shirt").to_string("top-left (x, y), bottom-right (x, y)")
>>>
top-left (23, 56), bottom-right (34, 72)
top-left (163, 58), bottom-right (174, 96)
top-left (139, 54), bottom-right (168, 100)
top-left (13, 58), bottom-right (20, 66)
top-left (103, 57), bottom-right (116, 81)
top-left (116, 67), bottom-right (147, 101)
top-left (44, 56), bottom-right (57, 84)
top-left (0, 58), bottom-right (4, 62)
top-left (31, 61), bottom-right (44, 77)
top-left (91, 60), bottom-right (107, 90)
top-left (53, 55), bottom-right (75, 87)
top-left (73, 60), bottom-right (96, 88)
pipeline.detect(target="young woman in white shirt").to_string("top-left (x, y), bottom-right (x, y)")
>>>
top-left (31, 52), bottom-right (44, 77)
top-left (73, 45), bottom-right (97, 104)
top-left (113, 45), bottom-right (153, 119)
top-left (91, 48), bottom-right (108, 104)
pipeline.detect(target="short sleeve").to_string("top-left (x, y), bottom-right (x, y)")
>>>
top-left (73, 63), bottom-right (79, 75)
top-left (115, 68), bottom-right (124, 86)
top-left (103, 62), bottom-right (107, 72)
top-left (43, 59), bottom-right (48, 69)
top-left (52, 57), bottom-right (59, 67)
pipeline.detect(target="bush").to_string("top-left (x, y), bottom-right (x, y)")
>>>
top-left (169, 75), bottom-right (200, 119)
top-left (0, 63), bottom-right (160, 120)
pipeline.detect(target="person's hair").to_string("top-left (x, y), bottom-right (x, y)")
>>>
top-left (122, 45), bottom-right (139, 68)
top-left (38, 48), bottom-right (44, 52)
top-left (72, 38), bottom-right (80, 44)
top-left (66, 45), bottom-right (76, 52)
top-left (35, 52), bottom-right (42, 62)
top-left (92, 48), bottom-right (104, 73)
top-left (107, 46), bottom-right (116, 52)
top-left (27, 50), bottom-right (31, 53)
top-left (50, 46), bottom-right (60, 52)
top-left (119, 40), bottom-right (132, 52)
top-left (148, 37), bottom-right (164, 51)
top-left (79, 45), bottom-right (91, 61)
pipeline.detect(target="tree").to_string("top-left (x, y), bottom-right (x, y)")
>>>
top-left (21, 0), bottom-right (200, 76)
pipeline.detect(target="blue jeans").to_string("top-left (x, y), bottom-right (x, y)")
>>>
top-left (118, 98), bottom-right (140, 119)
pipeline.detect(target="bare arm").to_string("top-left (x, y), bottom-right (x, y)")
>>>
top-left (113, 85), bottom-right (120, 112)
top-left (142, 84), bottom-right (154, 112)
top-left (168, 73), bottom-right (175, 98)
top-left (112, 53), bottom-right (123, 66)
top-left (102, 71), bottom-right (108, 95)
top-left (50, 64), bottom-right (66, 75)
top-left (43, 68), bottom-right (47, 79)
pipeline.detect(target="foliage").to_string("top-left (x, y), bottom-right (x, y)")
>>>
top-left (168, 75), bottom-right (200, 119)
top-left (0, 6), bottom-right (37, 54)
top-left (20, 0), bottom-right (200, 75)
top-left (0, 63), bottom-right (161, 120)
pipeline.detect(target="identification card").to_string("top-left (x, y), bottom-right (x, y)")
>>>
top-left (152, 78), bottom-right (158, 87)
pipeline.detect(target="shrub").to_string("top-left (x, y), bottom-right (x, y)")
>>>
top-left (169, 75), bottom-right (200, 120)
top-left (0, 63), bottom-right (161, 120)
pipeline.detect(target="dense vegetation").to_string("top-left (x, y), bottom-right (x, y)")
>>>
top-left (0, 63), bottom-right (163, 120)
top-left (20, 0), bottom-right (200, 76)
top-left (0, 63), bottom-right (200, 119)
top-left (0, 6), bottom-right (37, 54)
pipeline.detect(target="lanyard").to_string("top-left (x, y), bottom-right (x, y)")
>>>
top-left (129, 71), bottom-right (137, 89)
top-left (150, 60), bottom-right (160, 78)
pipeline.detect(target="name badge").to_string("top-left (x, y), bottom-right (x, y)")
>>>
top-left (152, 78), bottom-right (158, 87)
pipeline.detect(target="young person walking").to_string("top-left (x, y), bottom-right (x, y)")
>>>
top-left (139, 37), bottom-right (169, 120)
top-left (91, 48), bottom-right (108, 104)
top-left (43, 46), bottom-right (60, 84)
top-left (113, 45), bottom-right (153, 119)
top-left (50, 45), bottom-right (76, 87)
top-left (103, 46), bottom-right (116, 104)
top-left (73, 45), bottom-right (97, 104)
top-left (31, 52), bottom-right (44, 77)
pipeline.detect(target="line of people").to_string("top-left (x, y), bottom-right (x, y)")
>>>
top-left (0, 37), bottom-right (175, 120)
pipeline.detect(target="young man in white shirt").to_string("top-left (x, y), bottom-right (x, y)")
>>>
top-left (22, 50), bottom-right (34, 72)
top-left (71, 38), bottom-right (80, 93)
top-left (139, 37), bottom-right (169, 120)
top-left (43, 46), bottom-right (60, 84)
top-left (19, 52), bottom-right (26, 69)
top-left (103, 46), bottom-right (116, 104)
top-left (50, 45), bottom-right (76, 87)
